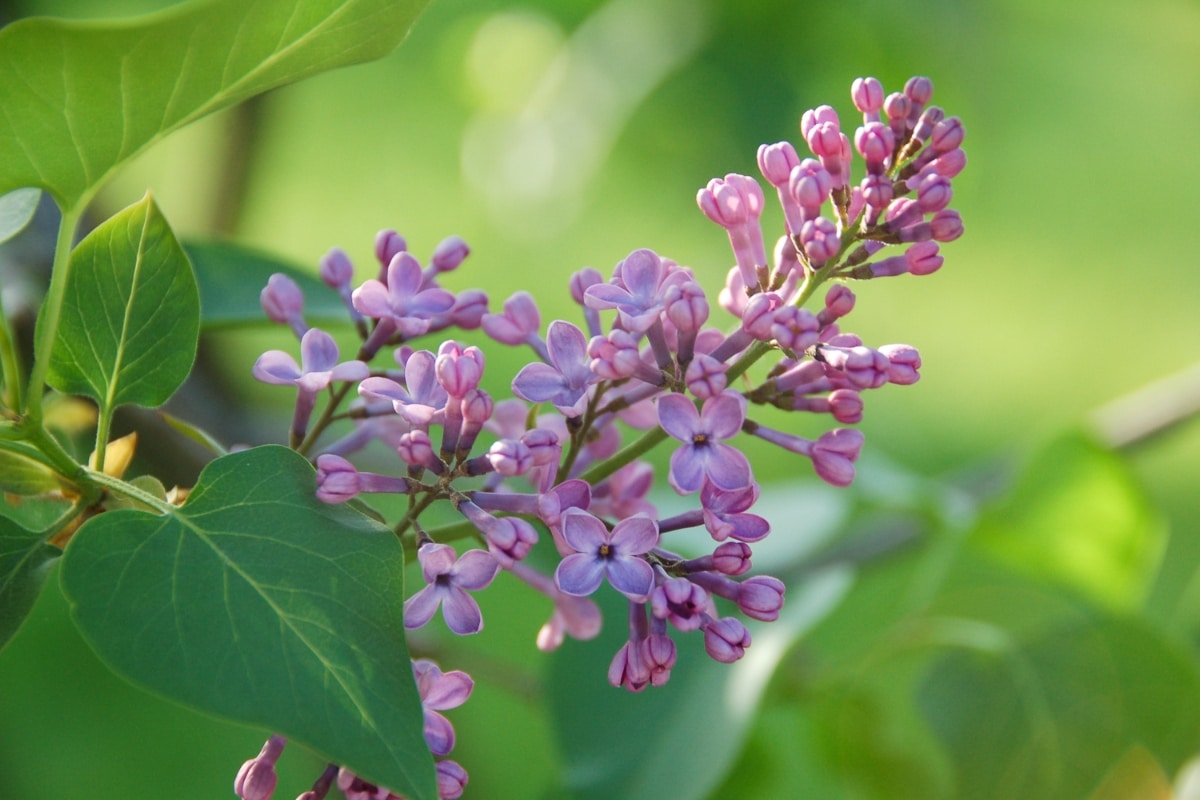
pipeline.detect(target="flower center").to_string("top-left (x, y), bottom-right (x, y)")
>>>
top-left (692, 433), bottom-right (709, 446)
top-left (598, 543), bottom-right (612, 558)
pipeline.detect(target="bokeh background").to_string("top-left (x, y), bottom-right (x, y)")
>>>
top-left (2, 0), bottom-right (1199, 797)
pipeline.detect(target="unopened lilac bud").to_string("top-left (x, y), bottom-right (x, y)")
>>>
top-left (374, 229), bottom-right (407, 269)
top-left (588, 329), bottom-right (646, 381)
top-left (487, 438), bottom-right (532, 476)
top-left (757, 141), bottom-right (801, 188)
top-left (697, 173), bottom-right (764, 227)
top-left (860, 173), bottom-right (893, 213)
top-left (910, 106), bottom-right (945, 147)
top-left (569, 267), bottom-right (604, 305)
top-left (855, 122), bottom-right (895, 173)
top-left (930, 116), bottom-right (965, 153)
top-left (320, 248), bottom-right (354, 289)
top-left (461, 389), bottom-right (494, 426)
top-left (799, 216), bottom-right (840, 266)
top-left (651, 578), bottom-right (712, 632)
top-left (885, 197), bottom-right (922, 231)
top-left (905, 241), bottom-right (944, 275)
top-left (930, 209), bottom-right (964, 242)
top-left (822, 285), bottom-right (856, 323)
top-left (827, 388), bottom-right (864, 424)
top-left (788, 159), bottom-right (833, 212)
top-left (928, 147), bottom-right (967, 179)
top-left (800, 105), bottom-right (839, 139)
top-left (806, 119), bottom-right (842, 160)
top-left (880, 343), bottom-right (921, 385)
top-left (712, 541), bottom-right (752, 575)
top-left (915, 173), bottom-right (953, 214)
top-left (664, 281), bottom-right (709, 333)
top-left (234, 736), bottom-right (285, 800)
top-left (260, 273), bottom-right (306, 337)
top-left (684, 353), bottom-right (728, 399)
top-left (431, 235), bottom-right (470, 273)
top-left (436, 760), bottom-right (469, 799)
top-left (852, 76), bottom-right (884, 115)
top-left (315, 454), bottom-right (361, 503)
top-left (811, 428), bottom-right (864, 487)
top-left (609, 640), bottom-right (650, 692)
top-left (482, 291), bottom-right (540, 346)
top-left (904, 76), bottom-right (934, 108)
top-left (520, 427), bottom-right (560, 466)
top-left (446, 289), bottom-right (488, 331)
top-left (436, 342), bottom-right (485, 398)
top-left (772, 306), bottom-right (820, 352)
top-left (398, 430), bottom-right (439, 470)
top-left (741, 292), bottom-right (784, 340)
top-left (703, 616), bottom-right (751, 663)
top-left (817, 343), bottom-right (889, 389)
top-left (642, 633), bottom-right (677, 687)
top-left (883, 92), bottom-right (910, 139)
top-left (737, 575), bottom-right (786, 622)
top-left (487, 516), bottom-right (538, 566)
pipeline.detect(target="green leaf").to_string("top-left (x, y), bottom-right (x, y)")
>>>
top-left (0, 0), bottom-right (433, 209)
top-left (547, 566), bottom-right (852, 800)
top-left (158, 410), bottom-right (229, 456)
top-left (0, 188), bottom-right (40, 244)
top-left (0, 514), bottom-right (60, 651)
top-left (185, 240), bottom-right (348, 329)
top-left (918, 616), bottom-right (1200, 800)
top-left (58, 445), bottom-right (436, 798)
top-left (46, 193), bottom-right (199, 411)
top-left (971, 431), bottom-right (1165, 612)
top-left (0, 446), bottom-right (66, 496)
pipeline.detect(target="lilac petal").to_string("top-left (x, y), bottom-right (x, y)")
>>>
top-left (410, 287), bottom-right (457, 316)
top-left (610, 515), bottom-right (658, 556)
top-left (387, 252), bottom-right (424, 297)
top-left (705, 443), bottom-right (753, 491)
top-left (329, 360), bottom-right (370, 382)
top-left (583, 283), bottom-right (635, 310)
top-left (606, 555), bottom-right (655, 600)
top-left (299, 328), bottom-right (340, 373)
top-left (701, 391), bottom-right (747, 441)
top-left (403, 586), bottom-right (442, 630)
top-left (555, 553), bottom-right (607, 596)
top-left (552, 479), bottom-right (591, 513)
top-left (419, 543), bottom-right (458, 583)
top-left (403, 351), bottom-right (440, 401)
top-left (394, 316), bottom-right (433, 338)
top-left (453, 549), bottom-right (500, 591)
top-left (440, 586), bottom-right (484, 635)
top-left (657, 393), bottom-right (699, 442)
top-left (482, 313), bottom-right (526, 345)
top-left (619, 248), bottom-right (664, 301)
top-left (423, 670), bottom-right (474, 710)
top-left (701, 482), bottom-right (758, 514)
top-left (351, 279), bottom-right (392, 318)
top-left (545, 320), bottom-right (588, 370)
top-left (297, 370), bottom-right (334, 394)
top-left (669, 445), bottom-right (705, 494)
top-left (252, 351), bottom-right (302, 384)
top-left (423, 710), bottom-right (456, 756)
top-left (705, 509), bottom-right (770, 542)
top-left (358, 376), bottom-right (410, 404)
top-left (561, 509), bottom-right (607, 553)
top-left (512, 362), bottom-right (568, 403)
top-left (617, 306), bottom-right (664, 333)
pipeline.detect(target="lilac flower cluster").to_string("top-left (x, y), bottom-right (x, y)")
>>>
top-left (238, 75), bottom-right (964, 799)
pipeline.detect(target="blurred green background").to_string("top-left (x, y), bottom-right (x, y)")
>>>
top-left (2, 0), bottom-right (1199, 797)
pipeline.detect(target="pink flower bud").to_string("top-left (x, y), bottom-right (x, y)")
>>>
top-left (703, 616), bottom-right (751, 663)
top-left (397, 430), bottom-right (437, 469)
top-left (664, 280), bottom-right (709, 333)
top-left (319, 248), bottom-right (354, 289)
top-left (852, 76), bottom-right (884, 114)
top-left (928, 147), bottom-right (967, 179)
top-left (905, 241), bottom-right (944, 275)
top-left (569, 267), bottom-right (604, 305)
top-left (436, 341), bottom-right (485, 398)
top-left (737, 575), bottom-right (786, 621)
top-left (437, 760), bottom-right (469, 799)
top-left (788, 159), bottom-right (833, 211)
top-left (588, 329), bottom-right (645, 381)
top-left (651, 578), bottom-right (712, 632)
top-left (315, 454), bottom-right (360, 503)
top-left (811, 428), bottom-right (864, 487)
top-left (487, 438), bottom-right (533, 476)
top-left (915, 173), bottom-right (953, 213)
top-left (260, 273), bottom-right (304, 326)
top-left (609, 640), bottom-right (650, 693)
top-left (827, 388), bottom-right (864, 424)
top-left (486, 516), bottom-right (538, 566)
top-left (697, 173), bottom-right (765, 227)
top-left (431, 235), bottom-right (470, 273)
top-left (930, 116), bottom-right (965, 153)
top-left (684, 353), bottom-right (728, 399)
top-left (884, 92), bottom-right (910, 138)
top-left (520, 427), bottom-right (560, 466)
top-left (805, 119), bottom-right (842, 160)
top-left (855, 122), bottom-right (895, 172)
top-left (911, 106), bottom-right (945, 145)
top-left (757, 141), bottom-right (801, 188)
top-left (712, 541), bottom-right (752, 575)
top-left (823, 285), bottom-right (856, 321)
top-left (772, 306), bottom-right (820, 352)
top-left (799, 216), bottom-right (841, 266)
top-left (879, 343), bottom-right (921, 385)
top-left (904, 76), bottom-right (934, 106)
top-left (741, 292), bottom-right (784, 340)
top-left (374, 229), bottom-right (407, 269)
top-left (800, 105), bottom-right (839, 139)
top-left (642, 633), bottom-right (677, 687)
top-left (461, 388), bottom-right (494, 425)
top-left (930, 209), bottom-right (964, 242)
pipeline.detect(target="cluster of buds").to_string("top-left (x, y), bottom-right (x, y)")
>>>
top-left (238, 74), bottom-right (964, 799)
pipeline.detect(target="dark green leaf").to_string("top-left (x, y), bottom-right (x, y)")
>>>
top-left (0, 0), bottom-right (433, 209)
top-left (0, 188), bottom-right (40, 243)
top-left (0, 515), bottom-right (60, 651)
top-left (185, 240), bottom-right (348, 329)
top-left (547, 567), bottom-right (851, 800)
top-left (47, 193), bottom-right (199, 411)
top-left (918, 616), bottom-right (1200, 800)
top-left (59, 445), bottom-right (436, 799)
top-left (971, 432), bottom-right (1164, 611)
top-left (0, 446), bottom-right (66, 496)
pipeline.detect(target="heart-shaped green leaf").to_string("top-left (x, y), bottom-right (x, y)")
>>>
top-left (46, 193), bottom-right (199, 412)
top-left (0, 515), bottom-right (61, 651)
top-left (0, 0), bottom-right (432, 209)
top-left (59, 445), bottom-right (436, 798)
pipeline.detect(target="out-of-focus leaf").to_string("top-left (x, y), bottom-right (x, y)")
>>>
top-left (158, 410), bottom-right (228, 456)
top-left (1086, 746), bottom-right (1172, 800)
top-left (0, 0), bottom-right (433, 209)
top-left (46, 193), bottom-right (199, 412)
top-left (547, 566), bottom-right (853, 800)
top-left (918, 616), bottom-right (1200, 800)
top-left (0, 515), bottom-right (60, 651)
top-left (185, 241), bottom-right (347, 329)
top-left (971, 431), bottom-right (1164, 611)
top-left (59, 445), bottom-right (436, 799)
top-left (0, 447), bottom-right (66, 496)
top-left (0, 188), bottom-right (40, 243)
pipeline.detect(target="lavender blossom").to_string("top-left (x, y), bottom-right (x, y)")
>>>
top-left (413, 659), bottom-right (473, 757)
top-left (554, 509), bottom-right (657, 601)
top-left (657, 391), bottom-right (753, 494)
top-left (404, 543), bottom-right (499, 635)
top-left (511, 320), bottom-right (597, 417)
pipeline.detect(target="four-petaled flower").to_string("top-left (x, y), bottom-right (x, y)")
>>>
top-left (657, 390), bottom-right (753, 494)
top-left (351, 251), bottom-right (456, 337)
top-left (413, 659), bottom-right (474, 757)
top-left (404, 543), bottom-right (499, 635)
top-left (511, 320), bottom-right (597, 417)
top-left (555, 509), bottom-right (657, 601)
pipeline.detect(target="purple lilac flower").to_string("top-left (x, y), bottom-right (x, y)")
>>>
top-left (358, 349), bottom-right (448, 429)
top-left (482, 291), bottom-right (548, 360)
top-left (352, 251), bottom-right (457, 338)
top-left (737, 575), bottom-right (786, 622)
top-left (436, 760), bottom-right (469, 799)
top-left (414, 659), bottom-right (473, 757)
top-left (643, 632), bottom-right (677, 688)
top-left (696, 175), bottom-right (768, 290)
top-left (585, 248), bottom-right (679, 333)
top-left (260, 273), bottom-right (307, 339)
top-left (404, 543), bottom-right (499, 635)
top-left (511, 320), bottom-right (597, 417)
top-left (657, 391), bottom-right (753, 494)
top-left (703, 616), bottom-right (751, 663)
top-left (700, 482), bottom-right (770, 543)
top-left (554, 509), bottom-right (657, 600)
top-left (314, 454), bottom-right (411, 503)
top-left (650, 578), bottom-right (714, 632)
top-left (609, 639), bottom-right (650, 693)
top-left (253, 328), bottom-right (369, 445)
